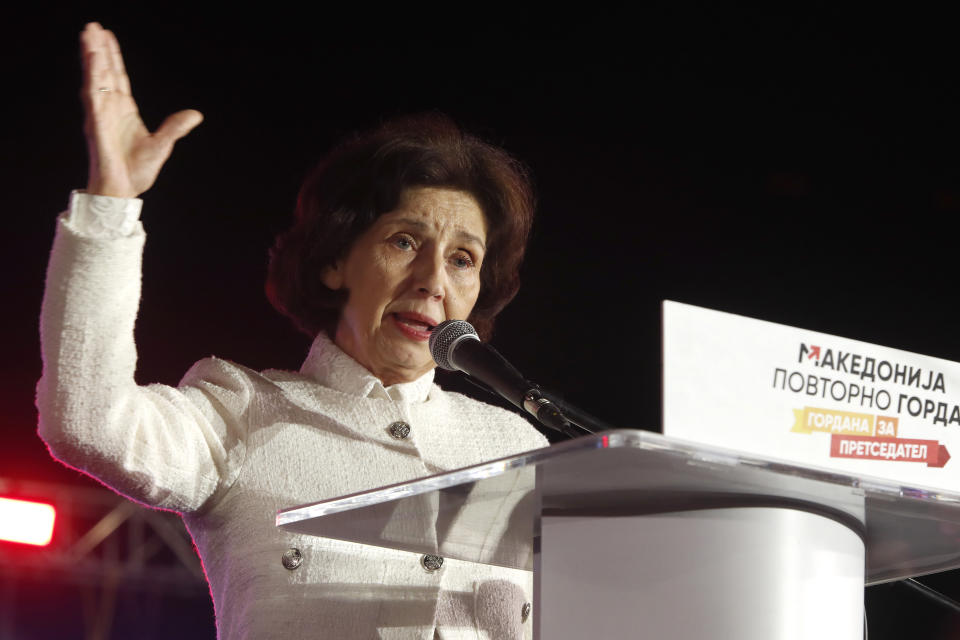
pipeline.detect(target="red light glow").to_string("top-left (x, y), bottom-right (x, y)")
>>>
top-left (0, 497), bottom-right (56, 546)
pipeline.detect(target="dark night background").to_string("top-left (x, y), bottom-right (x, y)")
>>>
top-left (4, 5), bottom-right (960, 638)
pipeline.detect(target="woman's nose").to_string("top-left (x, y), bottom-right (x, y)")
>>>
top-left (413, 251), bottom-right (445, 299)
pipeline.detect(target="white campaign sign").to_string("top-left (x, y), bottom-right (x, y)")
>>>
top-left (662, 300), bottom-right (960, 491)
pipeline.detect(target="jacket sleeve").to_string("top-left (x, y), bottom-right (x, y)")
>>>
top-left (36, 205), bottom-right (253, 513)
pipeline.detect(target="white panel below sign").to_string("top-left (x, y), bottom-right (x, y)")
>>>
top-left (662, 300), bottom-right (958, 492)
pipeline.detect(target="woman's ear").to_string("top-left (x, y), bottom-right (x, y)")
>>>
top-left (321, 261), bottom-right (344, 290)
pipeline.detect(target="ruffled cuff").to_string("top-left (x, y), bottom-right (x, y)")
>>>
top-left (62, 189), bottom-right (143, 238)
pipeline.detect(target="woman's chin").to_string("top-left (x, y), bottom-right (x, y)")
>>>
top-left (373, 339), bottom-right (433, 381)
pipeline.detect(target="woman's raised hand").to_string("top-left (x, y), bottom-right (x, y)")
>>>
top-left (80, 22), bottom-right (203, 198)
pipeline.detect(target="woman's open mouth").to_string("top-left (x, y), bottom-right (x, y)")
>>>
top-left (390, 312), bottom-right (438, 341)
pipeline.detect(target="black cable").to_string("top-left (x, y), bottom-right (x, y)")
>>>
top-left (899, 577), bottom-right (960, 615)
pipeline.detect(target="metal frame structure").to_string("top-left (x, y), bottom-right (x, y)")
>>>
top-left (0, 477), bottom-right (207, 640)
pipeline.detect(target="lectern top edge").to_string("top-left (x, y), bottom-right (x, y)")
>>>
top-left (277, 428), bottom-right (960, 529)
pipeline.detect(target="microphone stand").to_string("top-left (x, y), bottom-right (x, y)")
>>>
top-left (430, 320), bottom-right (609, 439)
top-left (538, 387), bottom-right (618, 434)
top-left (462, 375), bottom-right (606, 439)
top-left (519, 386), bottom-right (587, 439)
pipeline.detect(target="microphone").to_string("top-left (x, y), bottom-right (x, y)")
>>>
top-left (429, 320), bottom-right (581, 437)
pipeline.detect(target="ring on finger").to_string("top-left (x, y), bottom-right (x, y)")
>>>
top-left (97, 87), bottom-right (112, 92)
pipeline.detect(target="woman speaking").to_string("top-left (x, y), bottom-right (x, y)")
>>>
top-left (37, 22), bottom-right (548, 639)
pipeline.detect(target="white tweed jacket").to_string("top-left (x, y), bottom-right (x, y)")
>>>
top-left (36, 197), bottom-right (549, 639)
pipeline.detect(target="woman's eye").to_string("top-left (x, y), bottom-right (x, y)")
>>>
top-left (451, 253), bottom-right (475, 269)
top-left (391, 235), bottom-right (415, 250)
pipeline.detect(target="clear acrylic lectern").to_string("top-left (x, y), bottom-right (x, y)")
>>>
top-left (277, 430), bottom-right (960, 639)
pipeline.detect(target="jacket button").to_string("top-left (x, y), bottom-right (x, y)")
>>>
top-left (388, 421), bottom-right (411, 439)
top-left (281, 548), bottom-right (303, 570)
top-left (521, 602), bottom-right (531, 623)
top-left (421, 554), bottom-right (444, 571)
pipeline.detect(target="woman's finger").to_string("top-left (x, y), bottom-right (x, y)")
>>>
top-left (104, 29), bottom-right (131, 95)
top-left (93, 26), bottom-right (117, 94)
top-left (80, 27), bottom-right (113, 99)
top-left (154, 109), bottom-right (205, 146)
top-left (79, 26), bottom-right (96, 95)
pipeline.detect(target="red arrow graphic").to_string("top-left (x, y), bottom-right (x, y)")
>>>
top-left (931, 445), bottom-right (951, 468)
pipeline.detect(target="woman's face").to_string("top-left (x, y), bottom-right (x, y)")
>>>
top-left (322, 187), bottom-right (488, 386)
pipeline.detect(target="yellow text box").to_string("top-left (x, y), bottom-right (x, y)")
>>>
top-left (792, 407), bottom-right (875, 436)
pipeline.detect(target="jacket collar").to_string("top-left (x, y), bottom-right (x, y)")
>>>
top-left (300, 332), bottom-right (435, 403)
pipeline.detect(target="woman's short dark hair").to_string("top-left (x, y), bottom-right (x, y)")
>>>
top-left (266, 113), bottom-right (535, 341)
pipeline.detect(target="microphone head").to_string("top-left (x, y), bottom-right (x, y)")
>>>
top-left (429, 319), bottom-right (479, 370)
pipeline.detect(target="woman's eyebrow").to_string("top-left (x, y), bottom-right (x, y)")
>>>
top-left (387, 216), bottom-right (429, 231)
top-left (457, 231), bottom-right (486, 252)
